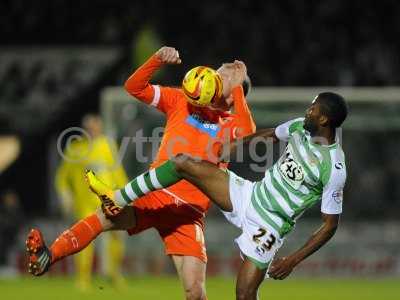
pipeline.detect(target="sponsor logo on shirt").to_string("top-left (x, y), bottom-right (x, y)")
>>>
top-left (332, 190), bottom-right (343, 203)
top-left (278, 145), bottom-right (304, 189)
top-left (235, 177), bottom-right (245, 186)
top-left (335, 162), bottom-right (344, 170)
top-left (186, 115), bottom-right (220, 137)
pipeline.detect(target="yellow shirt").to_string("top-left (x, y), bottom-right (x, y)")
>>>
top-left (55, 135), bottom-right (128, 218)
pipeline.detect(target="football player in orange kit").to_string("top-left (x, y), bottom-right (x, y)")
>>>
top-left (26, 46), bottom-right (255, 300)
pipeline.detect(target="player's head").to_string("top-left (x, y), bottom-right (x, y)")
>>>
top-left (182, 62), bottom-right (250, 121)
top-left (82, 114), bottom-right (103, 138)
top-left (196, 76), bottom-right (251, 122)
top-left (304, 92), bottom-right (348, 134)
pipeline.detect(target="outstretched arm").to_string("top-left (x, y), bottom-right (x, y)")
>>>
top-left (220, 128), bottom-right (279, 162)
top-left (268, 213), bottom-right (340, 280)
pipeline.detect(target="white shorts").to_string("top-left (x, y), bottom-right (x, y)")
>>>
top-left (223, 171), bottom-right (284, 269)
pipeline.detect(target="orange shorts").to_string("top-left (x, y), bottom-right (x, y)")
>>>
top-left (127, 190), bottom-right (207, 263)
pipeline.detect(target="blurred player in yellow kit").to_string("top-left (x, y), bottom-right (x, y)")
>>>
top-left (55, 114), bottom-right (128, 291)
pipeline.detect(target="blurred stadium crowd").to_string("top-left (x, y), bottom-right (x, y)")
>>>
top-left (2, 0), bottom-right (399, 86)
top-left (0, 0), bottom-right (399, 276)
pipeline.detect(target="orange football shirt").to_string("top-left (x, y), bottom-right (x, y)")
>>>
top-left (124, 55), bottom-right (256, 213)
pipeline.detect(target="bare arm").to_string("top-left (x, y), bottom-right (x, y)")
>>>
top-left (219, 128), bottom-right (279, 162)
top-left (268, 213), bottom-right (340, 280)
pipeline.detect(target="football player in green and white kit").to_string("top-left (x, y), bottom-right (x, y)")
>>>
top-left (87, 92), bottom-right (348, 300)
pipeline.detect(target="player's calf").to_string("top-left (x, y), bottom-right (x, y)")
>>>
top-left (26, 229), bottom-right (52, 276)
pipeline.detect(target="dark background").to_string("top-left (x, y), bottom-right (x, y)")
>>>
top-left (0, 0), bottom-right (399, 218)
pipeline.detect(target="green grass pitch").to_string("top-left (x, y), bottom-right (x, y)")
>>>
top-left (0, 276), bottom-right (398, 300)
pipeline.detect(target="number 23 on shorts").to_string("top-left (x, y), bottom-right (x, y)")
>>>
top-left (252, 228), bottom-right (276, 252)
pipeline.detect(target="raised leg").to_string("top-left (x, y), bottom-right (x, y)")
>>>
top-left (172, 154), bottom-right (232, 212)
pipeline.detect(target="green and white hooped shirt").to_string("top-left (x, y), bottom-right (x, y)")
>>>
top-left (251, 118), bottom-right (346, 237)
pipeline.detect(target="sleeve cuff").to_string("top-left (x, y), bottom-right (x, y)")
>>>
top-left (275, 126), bottom-right (289, 141)
top-left (321, 207), bottom-right (342, 215)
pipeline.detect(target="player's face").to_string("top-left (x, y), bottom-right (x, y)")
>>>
top-left (83, 116), bottom-right (103, 137)
top-left (304, 99), bottom-right (321, 134)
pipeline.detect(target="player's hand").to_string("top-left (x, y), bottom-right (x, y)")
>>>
top-left (268, 256), bottom-right (297, 280)
top-left (230, 60), bottom-right (247, 88)
top-left (155, 46), bottom-right (182, 64)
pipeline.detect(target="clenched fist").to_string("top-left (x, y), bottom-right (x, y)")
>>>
top-left (155, 46), bottom-right (182, 64)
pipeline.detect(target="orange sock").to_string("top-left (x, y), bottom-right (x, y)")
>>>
top-left (50, 214), bottom-right (103, 263)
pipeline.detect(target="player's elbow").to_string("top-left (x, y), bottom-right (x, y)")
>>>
top-left (323, 214), bottom-right (340, 232)
top-left (247, 126), bottom-right (256, 136)
top-left (243, 125), bottom-right (256, 137)
top-left (234, 124), bottom-right (256, 139)
top-left (324, 221), bottom-right (339, 238)
top-left (328, 223), bottom-right (338, 234)
top-left (124, 78), bottom-right (139, 96)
